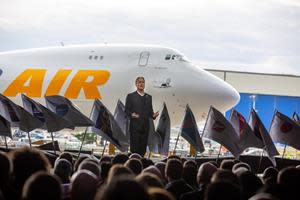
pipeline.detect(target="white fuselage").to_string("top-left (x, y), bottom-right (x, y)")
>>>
top-left (0, 44), bottom-right (240, 126)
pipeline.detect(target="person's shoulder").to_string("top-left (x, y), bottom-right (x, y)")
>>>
top-left (145, 93), bottom-right (152, 98)
top-left (127, 91), bottom-right (137, 97)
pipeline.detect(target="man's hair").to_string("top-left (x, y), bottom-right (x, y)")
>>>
top-left (135, 76), bottom-right (145, 84)
top-left (9, 147), bottom-right (51, 194)
top-left (22, 171), bottom-right (62, 200)
top-left (165, 159), bottom-right (183, 181)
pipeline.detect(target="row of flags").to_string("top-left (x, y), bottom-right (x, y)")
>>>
top-left (1, 93), bottom-right (300, 165)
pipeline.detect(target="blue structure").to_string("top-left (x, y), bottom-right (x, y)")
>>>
top-left (226, 93), bottom-right (300, 130)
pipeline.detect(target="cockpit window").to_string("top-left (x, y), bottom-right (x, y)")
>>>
top-left (165, 54), bottom-right (171, 60)
top-left (165, 54), bottom-right (190, 62)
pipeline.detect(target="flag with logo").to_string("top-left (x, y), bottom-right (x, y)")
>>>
top-left (0, 115), bottom-right (12, 138)
top-left (179, 105), bottom-right (205, 153)
top-left (249, 109), bottom-right (279, 166)
top-left (21, 94), bottom-right (74, 132)
top-left (270, 111), bottom-right (300, 151)
top-left (0, 94), bottom-right (43, 132)
top-left (45, 95), bottom-right (94, 127)
top-left (89, 99), bottom-right (129, 151)
top-left (156, 102), bottom-right (171, 155)
top-left (230, 109), bottom-right (264, 151)
top-left (292, 112), bottom-right (300, 124)
top-left (113, 100), bottom-right (130, 142)
top-left (203, 106), bottom-right (242, 158)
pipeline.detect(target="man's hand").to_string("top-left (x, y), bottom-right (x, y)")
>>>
top-left (153, 111), bottom-right (159, 119)
top-left (131, 112), bottom-right (139, 118)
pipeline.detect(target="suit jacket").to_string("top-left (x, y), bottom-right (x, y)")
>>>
top-left (125, 91), bottom-right (154, 132)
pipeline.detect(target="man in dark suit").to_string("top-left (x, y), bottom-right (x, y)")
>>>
top-left (125, 77), bottom-right (159, 156)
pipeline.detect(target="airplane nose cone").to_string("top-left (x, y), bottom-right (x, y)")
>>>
top-left (187, 65), bottom-right (240, 113)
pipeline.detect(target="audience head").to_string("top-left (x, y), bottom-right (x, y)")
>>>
top-left (262, 167), bottom-right (278, 185)
top-left (78, 160), bottom-right (101, 179)
top-left (155, 162), bottom-right (166, 180)
top-left (148, 188), bottom-right (176, 200)
top-left (220, 159), bottom-right (235, 171)
top-left (211, 169), bottom-right (239, 186)
top-left (100, 155), bottom-right (111, 164)
top-left (107, 164), bottom-right (133, 184)
top-left (232, 162), bottom-right (251, 173)
top-left (95, 176), bottom-right (149, 200)
top-left (58, 152), bottom-right (73, 166)
top-left (100, 162), bottom-right (112, 182)
top-left (136, 172), bottom-right (164, 189)
top-left (197, 162), bottom-right (217, 186)
top-left (74, 155), bottom-right (89, 172)
top-left (205, 182), bottom-right (241, 200)
top-left (129, 153), bottom-right (142, 160)
top-left (165, 159), bottom-right (183, 182)
top-left (54, 158), bottom-right (72, 184)
top-left (125, 158), bottom-right (143, 175)
top-left (0, 151), bottom-right (12, 184)
top-left (237, 170), bottom-right (263, 199)
top-left (112, 153), bottom-right (129, 165)
top-left (182, 164), bottom-right (197, 188)
top-left (22, 172), bottom-right (62, 200)
top-left (142, 166), bottom-right (162, 180)
top-left (71, 170), bottom-right (98, 200)
top-left (10, 147), bottom-right (51, 193)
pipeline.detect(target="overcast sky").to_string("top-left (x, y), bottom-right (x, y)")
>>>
top-left (0, 0), bottom-right (300, 75)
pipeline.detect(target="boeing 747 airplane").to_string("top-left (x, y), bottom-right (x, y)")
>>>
top-left (0, 44), bottom-right (240, 125)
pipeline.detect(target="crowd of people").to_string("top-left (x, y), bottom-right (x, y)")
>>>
top-left (0, 147), bottom-right (300, 200)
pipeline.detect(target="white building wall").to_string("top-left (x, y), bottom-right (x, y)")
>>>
top-left (207, 69), bottom-right (300, 97)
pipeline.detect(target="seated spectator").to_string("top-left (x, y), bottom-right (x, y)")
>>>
top-left (211, 169), bottom-right (239, 186)
top-left (22, 171), bottom-right (62, 200)
top-left (112, 153), bottom-right (129, 165)
top-left (70, 170), bottom-right (98, 200)
top-left (262, 167), bottom-right (278, 186)
top-left (54, 159), bottom-right (72, 184)
top-left (220, 159), bottom-right (235, 171)
top-left (100, 155), bottom-right (111, 164)
top-left (155, 162), bottom-right (167, 183)
top-left (0, 152), bottom-right (15, 200)
top-left (237, 170), bottom-right (263, 200)
top-left (183, 160), bottom-right (197, 168)
top-left (95, 176), bottom-right (149, 200)
top-left (78, 160), bottom-right (101, 179)
top-left (232, 162), bottom-right (251, 173)
top-left (107, 164), bottom-right (133, 184)
top-left (74, 156), bottom-right (89, 172)
top-left (129, 153), bottom-right (142, 160)
top-left (58, 152), bottom-right (74, 167)
top-left (204, 182), bottom-right (241, 200)
top-left (181, 162), bottom-right (217, 200)
top-left (182, 164), bottom-right (198, 189)
top-left (100, 162), bottom-right (112, 184)
top-left (165, 159), bottom-right (193, 200)
top-left (277, 167), bottom-right (300, 200)
top-left (9, 146), bottom-right (51, 199)
top-left (136, 172), bottom-right (164, 189)
top-left (125, 158), bottom-right (143, 175)
top-left (148, 188), bottom-right (176, 200)
top-left (143, 166), bottom-right (162, 181)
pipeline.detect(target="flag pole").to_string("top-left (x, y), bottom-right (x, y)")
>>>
top-left (101, 140), bottom-right (108, 157)
top-left (77, 104), bottom-right (94, 158)
top-left (216, 144), bottom-right (222, 163)
top-left (4, 136), bottom-right (8, 150)
top-left (27, 132), bottom-right (32, 147)
top-left (173, 131), bottom-right (180, 155)
top-left (77, 127), bottom-right (89, 158)
top-left (281, 145), bottom-right (287, 159)
top-left (50, 132), bottom-right (56, 155)
top-left (257, 147), bottom-right (265, 174)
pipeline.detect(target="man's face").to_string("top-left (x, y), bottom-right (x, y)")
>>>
top-left (136, 78), bottom-right (145, 91)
